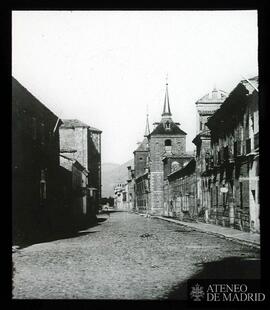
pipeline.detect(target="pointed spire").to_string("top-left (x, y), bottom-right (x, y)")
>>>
top-left (144, 111), bottom-right (150, 137)
top-left (162, 76), bottom-right (172, 117)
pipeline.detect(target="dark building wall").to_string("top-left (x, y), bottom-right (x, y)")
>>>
top-left (60, 125), bottom-right (102, 212)
top-left (135, 174), bottom-right (150, 213)
top-left (134, 151), bottom-right (148, 178)
top-left (88, 130), bottom-right (102, 201)
top-left (12, 77), bottom-right (62, 243)
top-left (165, 159), bottom-right (197, 219)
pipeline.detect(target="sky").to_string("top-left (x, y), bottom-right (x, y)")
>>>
top-left (12, 10), bottom-right (258, 164)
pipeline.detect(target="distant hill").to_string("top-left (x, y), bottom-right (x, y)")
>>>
top-left (101, 159), bottom-right (133, 198)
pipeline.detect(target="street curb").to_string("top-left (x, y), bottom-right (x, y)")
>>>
top-left (150, 215), bottom-right (260, 250)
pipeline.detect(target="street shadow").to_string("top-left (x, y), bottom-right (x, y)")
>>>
top-left (164, 256), bottom-right (261, 300)
top-left (98, 210), bottom-right (125, 215)
top-left (14, 217), bottom-right (109, 250)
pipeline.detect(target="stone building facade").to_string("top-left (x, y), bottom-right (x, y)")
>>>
top-left (148, 84), bottom-right (187, 215)
top-left (206, 76), bottom-right (259, 232)
top-left (59, 154), bottom-right (90, 228)
top-left (114, 183), bottom-right (128, 209)
top-left (163, 156), bottom-right (194, 217)
top-left (133, 134), bottom-right (150, 212)
top-left (132, 82), bottom-right (188, 215)
top-left (192, 88), bottom-right (228, 221)
top-left (126, 166), bottom-right (135, 211)
top-left (59, 119), bottom-right (102, 216)
top-left (131, 77), bottom-right (259, 234)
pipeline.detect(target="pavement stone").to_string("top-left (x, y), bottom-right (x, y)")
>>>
top-left (151, 215), bottom-right (260, 249)
top-left (12, 211), bottom-right (260, 300)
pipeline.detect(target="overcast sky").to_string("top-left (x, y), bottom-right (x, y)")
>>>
top-left (12, 10), bottom-right (258, 164)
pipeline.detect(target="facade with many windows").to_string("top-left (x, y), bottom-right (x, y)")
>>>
top-left (206, 77), bottom-right (259, 232)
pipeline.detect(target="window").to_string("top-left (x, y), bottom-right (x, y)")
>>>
top-left (224, 146), bottom-right (229, 161)
top-left (216, 186), bottom-right (219, 207)
top-left (165, 139), bottom-right (172, 153)
top-left (233, 141), bottom-right (237, 157)
top-left (251, 190), bottom-right (256, 202)
top-left (254, 133), bottom-right (259, 150)
top-left (246, 114), bottom-right (249, 129)
top-left (251, 113), bottom-right (254, 131)
top-left (40, 169), bottom-right (47, 203)
top-left (165, 139), bottom-right (171, 146)
top-left (165, 121), bottom-right (170, 130)
top-left (240, 182), bottom-right (243, 209)
top-left (246, 138), bottom-right (251, 154)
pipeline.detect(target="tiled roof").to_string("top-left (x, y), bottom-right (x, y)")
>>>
top-left (168, 158), bottom-right (196, 180)
top-left (192, 128), bottom-right (211, 143)
top-left (134, 138), bottom-right (149, 152)
top-left (12, 77), bottom-right (62, 123)
top-left (196, 89), bottom-right (227, 104)
top-left (61, 119), bottom-right (102, 132)
top-left (61, 119), bottom-right (90, 128)
top-left (207, 76), bottom-right (258, 132)
top-left (89, 126), bottom-right (102, 133)
top-left (150, 121), bottom-right (187, 136)
top-left (241, 76), bottom-right (258, 95)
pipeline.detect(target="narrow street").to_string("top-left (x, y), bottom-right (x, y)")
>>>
top-left (12, 211), bottom-right (260, 300)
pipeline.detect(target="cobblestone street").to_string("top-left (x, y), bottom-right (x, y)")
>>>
top-left (12, 211), bottom-right (260, 300)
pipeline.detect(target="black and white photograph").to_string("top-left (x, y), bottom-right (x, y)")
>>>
top-left (11, 9), bottom-right (265, 302)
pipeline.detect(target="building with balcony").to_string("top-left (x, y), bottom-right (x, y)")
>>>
top-left (114, 183), bottom-right (128, 210)
top-left (193, 88), bottom-right (228, 222)
top-left (206, 76), bottom-right (259, 232)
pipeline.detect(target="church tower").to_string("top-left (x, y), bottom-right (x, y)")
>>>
top-left (195, 87), bottom-right (227, 134)
top-left (148, 80), bottom-right (187, 215)
top-left (133, 113), bottom-right (150, 179)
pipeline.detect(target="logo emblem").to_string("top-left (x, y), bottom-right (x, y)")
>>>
top-left (190, 283), bottom-right (205, 301)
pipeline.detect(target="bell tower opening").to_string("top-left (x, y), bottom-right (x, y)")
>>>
top-left (165, 121), bottom-right (171, 130)
top-left (165, 139), bottom-right (172, 153)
